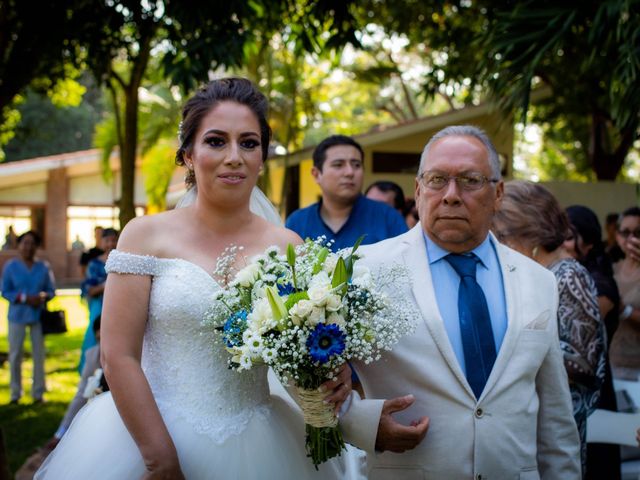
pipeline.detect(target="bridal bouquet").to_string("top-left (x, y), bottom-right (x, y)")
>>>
top-left (205, 238), bottom-right (415, 468)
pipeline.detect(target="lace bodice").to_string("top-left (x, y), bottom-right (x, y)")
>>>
top-left (105, 250), bottom-right (271, 442)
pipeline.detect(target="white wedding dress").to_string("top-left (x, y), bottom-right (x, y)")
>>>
top-left (36, 250), bottom-right (365, 479)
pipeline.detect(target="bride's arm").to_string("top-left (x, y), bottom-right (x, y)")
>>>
top-left (100, 222), bottom-right (185, 479)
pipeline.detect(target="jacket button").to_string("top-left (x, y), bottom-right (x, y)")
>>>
top-left (475, 474), bottom-right (483, 480)
top-left (475, 408), bottom-right (484, 418)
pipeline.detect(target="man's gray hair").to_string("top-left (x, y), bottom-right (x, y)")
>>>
top-left (418, 125), bottom-right (502, 179)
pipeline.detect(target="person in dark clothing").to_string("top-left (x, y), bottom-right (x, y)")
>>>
top-left (605, 213), bottom-right (625, 263)
top-left (566, 205), bottom-right (621, 480)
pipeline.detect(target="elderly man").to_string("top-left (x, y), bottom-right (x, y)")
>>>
top-left (286, 135), bottom-right (407, 251)
top-left (341, 125), bottom-right (580, 479)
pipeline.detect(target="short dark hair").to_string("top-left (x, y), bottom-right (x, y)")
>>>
top-left (101, 228), bottom-right (118, 238)
top-left (312, 135), bottom-right (364, 171)
top-left (176, 77), bottom-right (271, 189)
top-left (620, 206), bottom-right (640, 224)
top-left (566, 205), bottom-right (602, 247)
top-left (365, 181), bottom-right (405, 210)
top-left (17, 230), bottom-right (41, 247)
top-left (605, 213), bottom-right (619, 226)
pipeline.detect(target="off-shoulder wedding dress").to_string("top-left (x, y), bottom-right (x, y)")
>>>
top-left (36, 250), bottom-right (364, 479)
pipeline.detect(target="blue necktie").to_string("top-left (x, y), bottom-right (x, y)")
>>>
top-left (445, 253), bottom-right (497, 399)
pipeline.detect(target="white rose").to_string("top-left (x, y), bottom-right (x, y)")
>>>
top-left (322, 255), bottom-right (339, 275)
top-left (306, 306), bottom-right (326, 326)
top-left (325, 293), bottom-right (342, 312)
top-left (326, 312), bottom-right (346, 328)
top-left (290, 299), bottom-right (313, 320)
top-left (308, 284), bottom-right (331, 306)
top-left (236, 263), bottom-right (261, 287)
top-left (308, 270), bottom-right (331, 289)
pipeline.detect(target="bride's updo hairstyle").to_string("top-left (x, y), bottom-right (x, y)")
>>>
top-left (176, 77), bottom-right (272, 189)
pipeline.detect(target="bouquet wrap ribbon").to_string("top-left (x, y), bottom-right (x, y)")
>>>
top-left (297, 387), bottom-right (338, 428)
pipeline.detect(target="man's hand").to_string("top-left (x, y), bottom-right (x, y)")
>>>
top-left (375, 395), bottom-right (429, 453)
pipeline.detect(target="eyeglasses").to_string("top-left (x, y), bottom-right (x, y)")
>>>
top-left (418, 171), bottom-right (499, 191)
top-left (618, 228), bottom-right (640, 239)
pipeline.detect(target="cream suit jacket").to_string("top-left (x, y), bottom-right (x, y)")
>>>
top-left (340, 225), bottom-right (581, 480)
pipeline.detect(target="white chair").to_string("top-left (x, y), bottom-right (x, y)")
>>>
top-left (587, 409), bottom-right (640, 446)
top-left (615, 378), bottom-right (640, 409)
top-left (587, 409), bottom-right (640, 480)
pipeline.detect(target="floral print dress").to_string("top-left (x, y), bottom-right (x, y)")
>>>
top-left (550, 258), bottom-right (607, 478)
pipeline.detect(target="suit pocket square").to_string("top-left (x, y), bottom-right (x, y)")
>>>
top-left (524, 310), bottom-right (550, 330)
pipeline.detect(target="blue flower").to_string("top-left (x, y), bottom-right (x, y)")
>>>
top-left (223, 310), bottom-right (248, 347)
top-left (306, 323), bottom-right (346, 364)
top-left (277, 281), bottom-right (295, 296)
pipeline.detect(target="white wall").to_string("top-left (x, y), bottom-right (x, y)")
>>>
top-left (542, 181), bottom-right (638, 224)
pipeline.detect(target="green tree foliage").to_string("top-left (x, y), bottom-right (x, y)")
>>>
top-left (95, 71), bottom-right (181, 211)
top-left (142, 139), bottom-right (177, 213)
top-left (3, 76), bottom-right (104, 161)
top-left (77, 0), bottom-right (358, 227)
top-left (0, 0), bottom-right (92, 114)
top-left (361, 0), bottom-right (640, 180)
top-left (481, 1), bottom-right (639, 180)
top-left (0, 0), bottom-right (100, 160)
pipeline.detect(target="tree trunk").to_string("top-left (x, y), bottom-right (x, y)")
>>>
top-left (115, 24), bottom-right (154, 228)
top-left (118, 85), bottom-right (139, 228)
top-left (590, 113), bottom-right (637, 180)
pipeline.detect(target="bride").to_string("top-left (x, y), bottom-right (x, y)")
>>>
top-left (36, 78), bottom-right (357, 479)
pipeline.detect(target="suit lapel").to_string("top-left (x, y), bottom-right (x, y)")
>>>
top-left (401, 225), bottom-right (475, 399)
top-left (478, 238), bottom-right (521, 402)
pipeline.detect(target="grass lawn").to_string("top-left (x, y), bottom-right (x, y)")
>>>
top-left (0, 292), bottom-right (88, 475)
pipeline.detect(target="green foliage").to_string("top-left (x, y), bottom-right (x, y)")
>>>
top-left (480, 1), bottom-right (640, 179)
top-left (284, 291), bottom-right (310, 310)
top-left (358, 1), bottom-right (489, 105)
top-left (142, 140), bottom-right (177, 212)
top-left (331, 257), bottom-right (347, 294)
top-left (3, 79), bottom-right (104, 162)
top-left (361, 0), bottom-right (640, 180)
top-left (0, 0), bottom-right (92, 119)
top-left (76, 0), bottom-right (360, 225)
top-left (0, 105), bottom-right (22, 161)
top-left (47, 79), bottom-right (86, 109)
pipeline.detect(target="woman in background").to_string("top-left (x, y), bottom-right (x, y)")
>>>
top-left (565, 204), bottom-right (622, 480)
top-left (79, 227), bottom-right (118, 372)
top-left (493, 181), bottom-right (606, 478)
top-left (2, 231), bottom-right (56, 404)
top-left (609, 206), bottom-right (640, 379)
